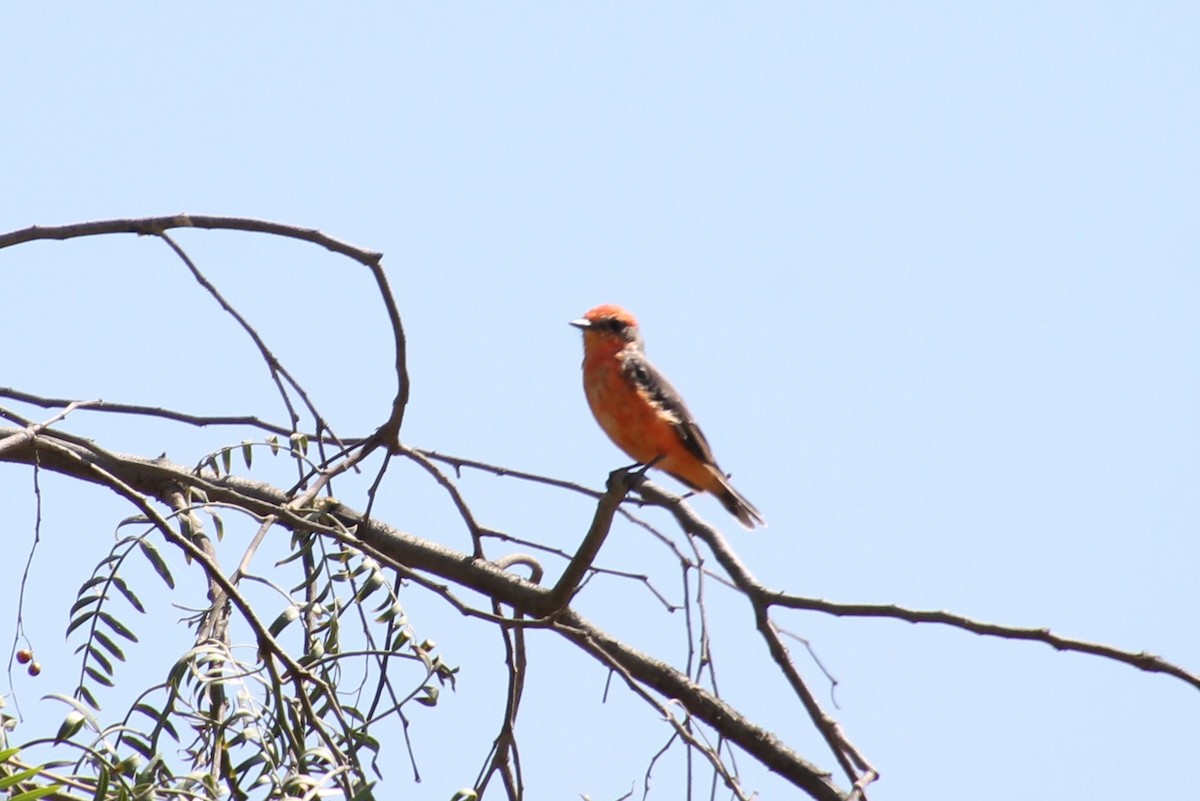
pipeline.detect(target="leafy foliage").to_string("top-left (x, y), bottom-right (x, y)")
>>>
top-left (10, 436), bottom-right (457, 801)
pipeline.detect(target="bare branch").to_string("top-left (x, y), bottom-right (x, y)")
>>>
top-left (157, 231), bottom-right (311, 436)
top-left (542, 466), bottom-right (634, 614)
top-left (764, 592), bottom-right (1200, 692)
top-left (0, 214), bottom-right (410, 441)
top-left (0, 400), bottom-right (96, 457)
top-left (0, 386), bottom-right (303, 437)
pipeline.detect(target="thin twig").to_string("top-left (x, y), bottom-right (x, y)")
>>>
top-left (0, 387), bottom-right (320, 439)
top-left (634, 478), bottom-right (875, 788)
top-left (765, 592), bottom-right (1200, 692)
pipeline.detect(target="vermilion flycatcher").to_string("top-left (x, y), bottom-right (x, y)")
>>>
top-left (571, 304), bottom-right (765, 529)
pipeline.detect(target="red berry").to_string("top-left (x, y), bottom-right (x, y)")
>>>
top-left (27, 662), bottom-right (41, 677)
top-left (16, 649), bottom-right (32, 665)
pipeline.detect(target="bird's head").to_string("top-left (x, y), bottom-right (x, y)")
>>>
top-left (570, 304), bottom-right (643, 348)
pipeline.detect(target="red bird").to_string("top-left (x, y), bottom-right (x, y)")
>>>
top-left (571, 304), bottom-right (765, 529)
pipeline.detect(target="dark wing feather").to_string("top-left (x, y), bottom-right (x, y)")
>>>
top-left (621, 353), bottom-right (720, 471)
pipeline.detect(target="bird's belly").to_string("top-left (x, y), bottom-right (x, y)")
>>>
top-left (585, 367), bottom-right (682, 466)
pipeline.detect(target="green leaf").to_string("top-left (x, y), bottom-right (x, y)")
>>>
top-left (415, 685), bottom-right (439, 707)
top-left (267, 435), bottom-right (280, 455)
top-left (166, 656), bottom-right (188, 686)
top-left (309, 579), bottom-right (332, 602)
top-left (84, 667), bottom-right (114, 688)
top-left (69, 595), bottom-right (101, 616)
top-left (375, 601), bottom-right (404, 624)
top-left (241, 440), bottom-right (253, 469)
top-left (124, 736), bottom-right (152, 759)
top-left (87, 646), bottom-right (113, 675)
top-left (231, 752), bottom-right (266, 776)
top-left (349, 781), bottom-right (377, 801)
top-left (0, 746), bottom-right (20, 762)
top-left (138, 540), bottom-right (175, 589)
top-left (77, 685), bottom-right (99, 711)
top-left (10, 785), bottom-right (66, 801)
top-left (268, 606), bottom-right (301, 637)
top-left (221, 447), bottom-right (232, 475)
top-left (97, 612), bottom-right (138, 643)
top-left (92, 769), bottom-right (109, 800)
top-left (0, 767), bottom-right (39, 790)
top-left (131, 703), bottom-right (162, 724)
top-left (111, 576), bottom-right (146, 614)
top-left (353, 573), bottom-right (385, 604)
top-left (66, 609), bottom-right (97, 637)
top-left (76, 575), bottom-right (108, 594)
top-left (348, 727), bottom-right (379, 752)
top-left (92, 630), bottom-right (126, 662)
top-left (78, 577), bottom-right (108, 593)
top-left (278, 542), bottom-right (314, 568)
top-left (55, 711), bottom-right (87, 740)
top-left (40, 694), bottom-right (99, 729)
top-left (132, 704), bottom-right (178, 741)
top-left (211, 512), bottom-right (224, 542)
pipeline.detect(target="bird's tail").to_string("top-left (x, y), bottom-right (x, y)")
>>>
top-left (714, 474), bottom-right (766, 530)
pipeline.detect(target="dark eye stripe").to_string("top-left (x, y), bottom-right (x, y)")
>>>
top-left (598, 318), bottom-right (627, 333)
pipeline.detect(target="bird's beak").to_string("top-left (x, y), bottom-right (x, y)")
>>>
top-left (569, 318), bottom-right (591, 330)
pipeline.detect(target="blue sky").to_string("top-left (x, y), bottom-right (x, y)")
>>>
top-left (2, 4), bottom-right (1197, 799)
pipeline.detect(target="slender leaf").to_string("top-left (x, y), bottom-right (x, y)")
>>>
top-left (78, 576), bottom-right (109, 593)
top-left (231, 753), bottom-right (266, 776)
top-left (269, 606), bottom-right (300, 637)
top-left (0, 767), bottom-right (40, 790)
top-left (69, 595), bottom-right (102, 616)
top-left (111, 576), bottom-right (145, 614)
top-left (97, 612), bottom-right (138, 643)
top-left (92, 768), bottom-right (109, 800)
top-left (87, 646), bottom-right (113, 676)
top-left (92, 630), bottom-right (126, 662)
top-left (66, 610), bottom-right (97, 637)
top-left (84, 667), bottom-right (114, 688)
top-left (123, 736), bottom-right (152, 759)
top-left (76, 685), bottom-right (99, 711)
top-left (55, 711), bottom-right (87, 740)
top-left (137, 540), bottom-right (175, 589)
top-left (132, 704), bottom-right (178, 741)
top-left (40, 694), bottom-right (99, 728)
top-left (10, 785), bottom-right (66, 801)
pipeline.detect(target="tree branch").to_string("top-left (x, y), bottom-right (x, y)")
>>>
top-left (763, 592), bottom-right (1200, 692)
top-left (0, 427), bottom-right (846, 801)
top-left (0, 215), bottom-right (410, 443)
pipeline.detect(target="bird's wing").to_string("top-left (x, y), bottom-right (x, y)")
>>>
top-left (622, 352), bottom-right (720, 470)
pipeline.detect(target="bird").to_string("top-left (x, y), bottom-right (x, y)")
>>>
top-left (570, 304), bottom-right (765, 529)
